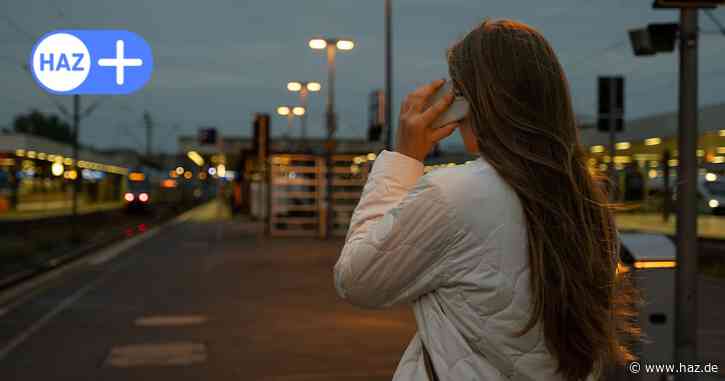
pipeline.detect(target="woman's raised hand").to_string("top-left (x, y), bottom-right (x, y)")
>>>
top-left (395, 79), bottom-right (460, 162)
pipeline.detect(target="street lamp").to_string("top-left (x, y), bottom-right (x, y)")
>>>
top-left (276, 105), bottom-right (306, 146)
top-left (286, 81), bottom-right (321, 144)
top-left (187, 150), bottom-right (205, 167)
top-left (308, 37), bottom-right (354, 138)
top-left (309, 37), bottom-right (354, 239)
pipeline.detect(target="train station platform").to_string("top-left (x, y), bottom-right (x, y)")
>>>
top-left (0, 200), bottom-right (123, 221)
top-left (0, 201), bottom-right (722, 380)
top-left (615, 213), bottom-right (725, 240)
top-left (0, 200), bottom-right (416, 380)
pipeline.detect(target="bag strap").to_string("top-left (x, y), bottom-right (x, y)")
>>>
top-left (421, 341), bottom-right (440, 381)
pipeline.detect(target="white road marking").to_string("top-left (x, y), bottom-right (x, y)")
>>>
top-left (105, 342), bottom-right (207, 367)
top-left (88, 226), bottom-right (160, 266)
top-left (134, 315), bottom-right (208, 327)
top-left (0, 280), bottom-right (98, 360)
top-left (0, 224), bottom-right (162, 313)
top-left (0, 202), bottom-right (213, 360)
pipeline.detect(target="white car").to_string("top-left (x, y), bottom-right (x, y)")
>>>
top-left (650, 172), bottom-right (725, 215)
top-left (702, 173), bottom-right (725, 215)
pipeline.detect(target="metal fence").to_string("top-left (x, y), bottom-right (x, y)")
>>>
top-left (266, 153), bottom-right (371, 238)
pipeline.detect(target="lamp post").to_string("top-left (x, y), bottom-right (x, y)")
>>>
top-left (308, 38), bottom-right (354, 138)
top-left (385, 0), bottom-right (393, 151)
top-left (276, 105), bottom-right (306, 150)
top-left (286, 81), bottom-right (321, 146)
top-left (309, 37), bottom-right (354, 238)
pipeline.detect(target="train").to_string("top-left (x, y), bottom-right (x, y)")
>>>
top-left (123, 166), bottom-right (203, 212)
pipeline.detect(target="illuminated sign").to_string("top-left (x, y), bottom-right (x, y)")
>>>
top-left (161, 179), bottom-right (177, 188)
top-left (129, 172), bottom-right (146, 181)
top-left (633, 260), bottom-right (676, 269)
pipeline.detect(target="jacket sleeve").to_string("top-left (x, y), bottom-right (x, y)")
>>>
top-left (333, 150), bottom-right (460, 309)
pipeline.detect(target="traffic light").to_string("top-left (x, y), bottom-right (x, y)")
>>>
top-left (597, 76), bottom-right (624, 132)
top-left (198, 127), bottom-right (217, 145)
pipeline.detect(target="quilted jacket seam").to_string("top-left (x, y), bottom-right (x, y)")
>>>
top-left (377, 180), bottom-right (463, 300)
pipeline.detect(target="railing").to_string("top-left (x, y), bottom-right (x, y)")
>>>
top-left (266, 153), bottom-right (371, 238)
top-left (268, 154), bottom-right (325, 237)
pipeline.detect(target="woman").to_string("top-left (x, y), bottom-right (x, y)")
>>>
top-left (334, 19), bottom-right (637, 381)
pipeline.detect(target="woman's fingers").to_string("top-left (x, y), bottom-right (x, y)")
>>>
top-left (430, 122), bottom-right (459, 143)
top-left (394, 79), bottom-right (456, 161)
top-left (407, 79), bottom-right (447, 112)
top-left (412, 78), bottom-right (446, 98)
top-left (421, 91), bottom-right (455, 125)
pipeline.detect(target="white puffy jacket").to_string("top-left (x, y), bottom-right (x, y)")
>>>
top-left (334, 150), bottom-right (566, 381)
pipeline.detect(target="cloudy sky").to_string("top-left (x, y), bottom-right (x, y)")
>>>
top-left (2, 0), bottom-right (725, 153)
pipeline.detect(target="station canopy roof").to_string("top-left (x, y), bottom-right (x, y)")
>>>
top-left (579, 102), bottom-right (725, 147)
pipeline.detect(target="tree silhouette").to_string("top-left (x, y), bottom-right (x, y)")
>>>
top-left (13, 109), bottom-right (73, 144)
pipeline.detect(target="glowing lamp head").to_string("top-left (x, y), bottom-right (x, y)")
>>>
top-left (336, 39), bottom-right (354, 50)
top-left (138, 193), bottom-right (149, 202)
top-left (124, 193), bottom-right (135, 202)
top-left (187, 151), bottom-right (205, 167)
top-left (287, 82), bottom-right (302, 92)
top-left (51, 162), bottom-right (64, 176)
top-left (277, 106), bottom-right (290, 116)
top-left (306, 82), bottom-right (321, 92)
top-left (309, 38), bottom-right (327, 50)
top-left (292, 106), bottom-right (305, 116)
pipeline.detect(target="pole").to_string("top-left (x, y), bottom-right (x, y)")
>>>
top-left (608, 77), bottom-right (617, 202)
top-left (675, 8), bottom-right (698, 378)
top-left (144, 110), bottom-right (152, 159)
top-left (663, 149), bottom-right (672, 222)
top-left (287, 113), bottom-right (293, 149)
top-left (216, 134), bottom-right (223, 237)
top-left (324, 43), bottom-right (337, 239)
top-left (300, 88), bottom-right (309, 147)
top-left (384, 0), bottom-right (393, 151)
top-left (71, 94), bottom-right (80, 243)
top-left (326, 44), bottom-right (337, 137)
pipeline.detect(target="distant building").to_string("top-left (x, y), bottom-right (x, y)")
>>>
top-left (579, 102), bottom-right (725, 173)
top-left (0, 132), bottom-right (130, 212)
top-left (177, 135), bottom-right (385, 157)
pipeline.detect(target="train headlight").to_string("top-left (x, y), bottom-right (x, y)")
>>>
top-left (124, 193), bottom-right (135, 202)
top-left (139, 193), bottom-right (149, 202)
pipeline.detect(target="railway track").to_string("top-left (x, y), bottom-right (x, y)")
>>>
top-left (0, 202), bottom-right (199, 293)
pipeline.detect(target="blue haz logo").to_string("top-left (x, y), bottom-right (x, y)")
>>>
top-left (29, 30), bottom-right (153, 95)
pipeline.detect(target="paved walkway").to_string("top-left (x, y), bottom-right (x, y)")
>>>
top-left (0, 202), bottom-right (415, 380)
top-left (0, 203), bottom-right (721, 380)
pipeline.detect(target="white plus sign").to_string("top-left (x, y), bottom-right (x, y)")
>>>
top-left (97, 40), bottom-right (143, 85)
